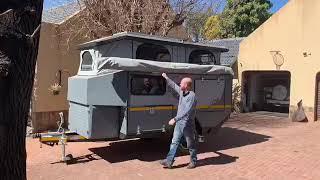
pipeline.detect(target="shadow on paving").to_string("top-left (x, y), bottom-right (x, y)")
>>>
top-left (172, 151), bottom-right (239, 169)
top-left (51, 154), bottom-right (102, 165)
top-left (66, 127), bottom-right (271, 166)
top-left (225, 112), bottom-right (293, 129)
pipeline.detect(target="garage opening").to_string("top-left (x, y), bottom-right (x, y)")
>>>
top-left (242, 71), bottom-right (291, 114)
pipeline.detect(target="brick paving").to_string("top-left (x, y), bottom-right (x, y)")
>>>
top-left (27, 112), bottom-right (320, 180)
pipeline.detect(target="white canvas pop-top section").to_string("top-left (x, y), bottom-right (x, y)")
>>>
top-left (96, 57), bottom-right (234, 76)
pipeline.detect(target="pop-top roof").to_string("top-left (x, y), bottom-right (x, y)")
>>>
top-left (79, 32), bottom-right (229, 52)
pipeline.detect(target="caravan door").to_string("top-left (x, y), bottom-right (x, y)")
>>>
top-left (195, 77), bottom-right (227, 128)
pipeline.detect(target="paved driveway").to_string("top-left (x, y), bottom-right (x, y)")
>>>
top-left (27, 112), bottom-right (320, 180)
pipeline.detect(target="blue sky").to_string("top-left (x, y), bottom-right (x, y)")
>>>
top-left (44, 0), bottom-right (289, 13)
top-left (270, 0), bottom-right (288, 13)
top-left (44, 0), bottom-right (76, 10)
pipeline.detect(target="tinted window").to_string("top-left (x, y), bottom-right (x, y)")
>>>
top-left (131, 75), bottom-right (166, 95)
top-left (189, 50), bottom-right (216, 65)
top-left (136, 43), bottom-right (171, 62)
top-left (81, 51), bottom-right (93, 71)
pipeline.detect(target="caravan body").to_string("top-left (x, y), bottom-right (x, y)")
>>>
top-left (67, 32), bottom-right (233, 140)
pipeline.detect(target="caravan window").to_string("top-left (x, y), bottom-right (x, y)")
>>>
top-left (81, 51), bottom-right (93, 71)
top-left (131, 75), bottom-right (166, 95)
top-left (189, 50), bottom-right (216, 65)
top-left (136, 43), bottom-right (171, 62)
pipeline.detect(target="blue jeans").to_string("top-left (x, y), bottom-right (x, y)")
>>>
top-left (166, 123), bottom-right (197, 165)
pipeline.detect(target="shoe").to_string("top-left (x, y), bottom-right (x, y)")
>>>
top-left (187, 162), bottom-right (196, 169)
top-left (160, 160), bottom-right (173, 169)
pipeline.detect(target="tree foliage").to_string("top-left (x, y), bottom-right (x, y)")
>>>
top-left (220, 0), bottom-right (272, 38)
top-left (185, 9), bottom-right (213, 42)
top-left (203, 0), bottom-right (272, 40)
top-left (202, 15), bottom-right (221, 40)
top-left (184, 0), bottom-right (223, 41)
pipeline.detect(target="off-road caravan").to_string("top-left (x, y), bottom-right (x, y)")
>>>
top-left (67, 32), bottom-right (233, 140)
top-left (37, 32), bottom-right (233, 161)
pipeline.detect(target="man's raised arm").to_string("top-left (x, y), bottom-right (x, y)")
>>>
top-left (162, 73), bottom-right (181, 95)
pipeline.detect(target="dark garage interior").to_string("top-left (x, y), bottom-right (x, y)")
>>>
top-left (242, 71), bottom-right (291, 114)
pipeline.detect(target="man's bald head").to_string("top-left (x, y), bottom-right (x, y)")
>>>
top-left (180, 77), bottom-right (193, 91)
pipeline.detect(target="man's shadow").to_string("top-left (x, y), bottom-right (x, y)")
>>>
top-left (172, 151), bottom-right (239, 169)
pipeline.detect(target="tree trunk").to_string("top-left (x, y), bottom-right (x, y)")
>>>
top-left (0, 1), bottom-right (43, 180)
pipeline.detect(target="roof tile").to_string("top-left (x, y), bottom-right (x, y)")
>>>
top-left (207, 38), bottom-right (244, 66)
top-left (42, 1), bottom-right (84, 24)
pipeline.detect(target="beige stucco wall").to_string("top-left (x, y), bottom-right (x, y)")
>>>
top-left (238, 0), bottom-right (320, 121)
top-left (33, 22), bottom-right (64, 113)
top-left (32, 16), bottom-right (91, 131)
top-left (33, 23), bottom-right (87, 113)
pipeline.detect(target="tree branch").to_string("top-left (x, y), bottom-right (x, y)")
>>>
top-left (31, 24), bottom-right (40, 38)
top-left (0, 9), bottom-right (13, 16)
top-left (61, 0), bottom-right (205, 43)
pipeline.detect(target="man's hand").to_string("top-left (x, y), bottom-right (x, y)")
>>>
top-left (162, 73), bottom-right (168, 79)
top-left (168, 118), bottom-right (176, 126)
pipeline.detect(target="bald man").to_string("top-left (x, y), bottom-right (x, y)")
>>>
top-left (160, 73), bottom-right (197, 169)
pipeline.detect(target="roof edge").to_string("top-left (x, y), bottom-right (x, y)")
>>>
top-left (79, 32), bottom-right (229, 52)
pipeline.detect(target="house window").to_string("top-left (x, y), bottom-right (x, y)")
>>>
top-left (131, 75), bottom-right (166, 95)
top-left (136, 43), bottom-right (171, 62)
top-left (189, 50), bottom-right (216, 65)
top-left (81, 51), bottom-right (93, 71)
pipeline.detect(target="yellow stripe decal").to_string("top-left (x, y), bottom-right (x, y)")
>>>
top-left (40, 137), bottom-right (60, 142)
top-left (129, 105), bottom-right (232, 112)
top-left (40, 135), bottom-right (87, 143)
top-left (197, 105), bottom-right (225, 109)
top-left (225, 105), bottom-right (232, 109)
top-left (129, 106), bottom-right (176, 111)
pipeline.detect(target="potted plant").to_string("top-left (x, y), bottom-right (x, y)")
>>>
top-left (49, 83), bottom-right (62, 95)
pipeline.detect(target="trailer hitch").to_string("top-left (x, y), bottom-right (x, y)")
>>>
top-left (34, 112), bottom-right (86, 163)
